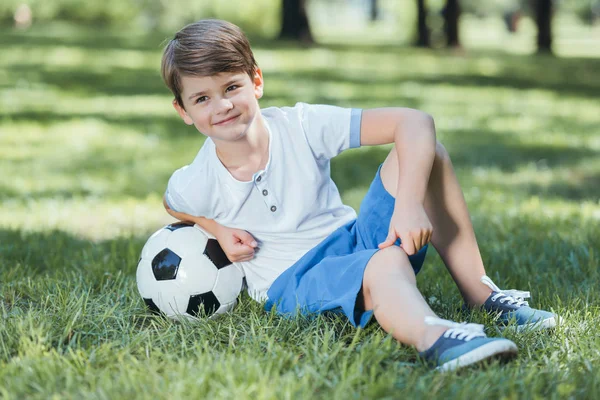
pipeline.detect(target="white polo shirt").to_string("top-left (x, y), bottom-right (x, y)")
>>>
top-left (165, 102), bottom-right (363, 301)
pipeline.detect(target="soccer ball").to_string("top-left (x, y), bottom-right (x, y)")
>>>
top-left (136, 222), bottom-right (244, 320)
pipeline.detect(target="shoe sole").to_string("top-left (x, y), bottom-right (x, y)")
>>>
top-left (503, 316), bottom-right (561, 332)
top-left (437, 341), bottom-right (518, 372)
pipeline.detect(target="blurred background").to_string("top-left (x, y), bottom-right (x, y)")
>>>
top-left (3, 0), bottom-right (600, 54)
top-left (1, 4), bottom-right (599, 396)
top-left (1, 0), bottom-right (599, 241)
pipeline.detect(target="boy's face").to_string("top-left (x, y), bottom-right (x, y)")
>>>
top-left (173, 70), bottom-right (264, 142)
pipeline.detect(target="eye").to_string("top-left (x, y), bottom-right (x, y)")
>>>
top-left (195, 96), bottom-right (208, 104)
top-left (226, 85), bottom-right (239, 92)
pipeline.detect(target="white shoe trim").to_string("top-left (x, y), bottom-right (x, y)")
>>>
top-left (436, 341), bottom-right (518, 372)
top-left (502, 315), bottom-right (562, 332)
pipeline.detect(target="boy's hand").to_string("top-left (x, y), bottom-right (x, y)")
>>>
top-left (214, 226), bottom-right (259, 263)
top-left (378, 201), bottom-right (433, 256)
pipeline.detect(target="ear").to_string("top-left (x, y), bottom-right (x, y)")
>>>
top-left (173, 100), bottom-right (194, 125)
top-left (253, 68), bottom-right (264, 99)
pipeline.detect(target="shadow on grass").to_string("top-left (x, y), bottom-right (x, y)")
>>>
top-left (332, 133), bottom-right (600, 204)
top-left (2, 111), bottom-right (598, 203)
top-left (9, 64), bottom-right (168, 97)
top-left (2, 25), bottom-right (599, 204)
top-left (267, 66), bottom-right (600, 100)
top-left (442, 129), bottom-right (598, 172)
top-left (499, 173), bottom-right (600, 203)
top-left (0, 26), bottom-right (170, 52)
top-left (0, 228), bottom-right (145, 278)
top-left (5, 32), bottom-right (599, 101)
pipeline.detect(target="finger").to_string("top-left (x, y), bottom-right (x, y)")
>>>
top-left (400, 238), bottom-right (416, 256)
top-left (413, 235), bottom-right (421, 254)
top-left (236, 254), bottom-right (254, 262)
top-left (416, 230), bottom-right (426, 250)
top-left (425, 230), bottom-right (432, 246)
top-left (378, 232), bottom-right (396, 249)
top-left (236, 231), bottom-right (258, 247)
top-left (232, 247), bottom-right (254, 257)
top-left (411, 232), bottom-right (420, 252)
top-left (232, 254), bottom-right (252, 262)
top-left (237, 243), bottom-right (256, 253)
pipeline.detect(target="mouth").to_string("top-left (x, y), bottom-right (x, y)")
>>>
top-left (213, 115), bottom-right (240, 126)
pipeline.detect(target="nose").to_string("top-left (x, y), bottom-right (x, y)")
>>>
top-left (215, 98), bottom-right (233, 114)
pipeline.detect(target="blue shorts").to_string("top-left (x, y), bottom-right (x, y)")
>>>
top-left (264, 164), bottom-right (428, 328)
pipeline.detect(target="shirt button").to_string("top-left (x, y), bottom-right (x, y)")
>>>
top-left (270, 205), bottom-right (277, 212)
top-left (262, 189), bottom-right (268, 196)
top-left (256, 176), bottom-right (262, 182)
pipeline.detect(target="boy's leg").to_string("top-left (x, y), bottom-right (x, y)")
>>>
top-left (380, 142), bottom-right (491, 306)
top-left (361, 245), bottom-right (447, 351)
top-left (361, 245), bottom-right (519, 370)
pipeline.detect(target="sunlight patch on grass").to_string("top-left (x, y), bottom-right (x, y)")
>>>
top-left (0, 195), bottom-right (172, 240)
top-left (0, 119), bottom-right (196, 200)
top-left (0, 45), bottom-right (161, 70)
top-left (1, 88), bottom-right (172, 116)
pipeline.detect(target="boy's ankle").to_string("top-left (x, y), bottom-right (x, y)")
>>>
top-left (417, 325), bottom-right (448, 352)
top-left (463, 288), bottom-right (493, 308)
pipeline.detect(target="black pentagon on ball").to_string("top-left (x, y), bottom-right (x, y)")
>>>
top-left (143, 298), bottom-right (162, 315)
top-left (166, 222), bottom-right (194, 231)
top-left (203, 238), bottom-right (232, 269)
top-left (151, 248), bottom-right (182, 280)
top-left (186, 292), bottom-right (221, 317)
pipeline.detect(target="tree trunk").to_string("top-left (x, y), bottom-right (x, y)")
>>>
top-left (279, 0), bottom-right (313, 43)
top-left (415, 0), bottom-right (430, 47)
top-left (370, 0), bottom-right (379, 21)
top-left (443, 0), bottom-right (461, 48)
top-left (535, 0), bottom-right (553, 54)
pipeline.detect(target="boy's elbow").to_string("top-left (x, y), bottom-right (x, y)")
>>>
top-left (414, 110), bottom-right (436, 144)
top-left (163, 196), bottom-right (177, 217)
top-left (415, 110), bottom-right (435, 134)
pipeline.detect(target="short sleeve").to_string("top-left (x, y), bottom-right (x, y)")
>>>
top-left (164, 164), bottom-right (213, 218)
top-left (298, 103), bottom-right (362, 160)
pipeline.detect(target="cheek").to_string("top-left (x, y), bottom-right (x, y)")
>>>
top-left (191, 110), bottom-right (210, 125)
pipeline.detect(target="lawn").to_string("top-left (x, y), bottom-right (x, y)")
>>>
top-left (1, 22), bottom-right (600, 399)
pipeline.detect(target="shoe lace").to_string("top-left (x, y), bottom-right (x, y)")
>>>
top-left (424, 316), bottom-right (486, 342)
top-left (481, 275), bottom-right (530, 307)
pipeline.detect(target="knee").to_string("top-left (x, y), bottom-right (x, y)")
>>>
top-left (435, 141), bottom-right (450, 164)
top-left (363, 247), bottom-right (416, 289)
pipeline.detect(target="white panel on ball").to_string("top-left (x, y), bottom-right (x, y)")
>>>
top-left (155, 287), bottom-right (190, 318)
top-left (135, 258), bottom-right (156, 298)
top-left (212, 265), bottom-right (245, 303)
top-left (216, 300), bottom-right (238, 314)
top-left (167, 226), bottom-right (209, 259)
top-left (176, 255), bottom-right (217, 294)
top-left (140, 228), bottom-right (171, 260)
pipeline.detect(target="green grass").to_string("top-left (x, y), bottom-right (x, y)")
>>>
top-left (1, 21), bottom-right (600, 399)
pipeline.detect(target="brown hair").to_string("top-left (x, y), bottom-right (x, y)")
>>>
top-left (161, 19), bottom-right (258, 108)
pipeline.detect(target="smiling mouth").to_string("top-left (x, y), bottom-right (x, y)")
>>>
top-left (214, 115), bottom-right (239, 126)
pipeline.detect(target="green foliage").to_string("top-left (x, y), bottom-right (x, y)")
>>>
top-left (1, 21), bottom-right (600, 399)
top-left (0, 0), bottom-right (281, 36)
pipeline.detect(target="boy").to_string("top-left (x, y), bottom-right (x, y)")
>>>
top-left (160, 19), bottom-right (558, 371)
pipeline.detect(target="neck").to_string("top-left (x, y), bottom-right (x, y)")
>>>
top-left (214, 114), bottom-right (269, 172)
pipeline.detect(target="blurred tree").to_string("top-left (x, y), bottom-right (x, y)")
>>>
top-left (415, 0), bottom-right (431, 47)
top-left (279, 0), bottom-right (313, 42)
top-left (370, 0), bottom-right (380, 21)
top-left (534, 0), bottom-right (553, 53)
top-left (502, 7), bottom-right (522, 33)
top-left (443, 0), bottom-right (461, 47)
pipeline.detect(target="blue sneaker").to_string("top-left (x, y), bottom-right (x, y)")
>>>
top-left (418, 316), bottom-right (518, 371)
top-left (480, 276), bottom-right (559, 331)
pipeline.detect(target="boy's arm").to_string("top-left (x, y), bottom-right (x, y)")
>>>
top-left (162, 196), bottom-right (258, 262)
top-left (359, 108), bottom-right (436, 205)
top-left (163, 196), bottom-right (223, 237)
top-left (359, 108), bottom-right (436, 254)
